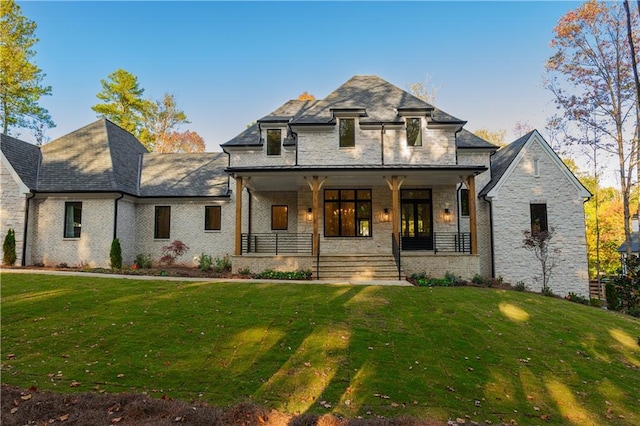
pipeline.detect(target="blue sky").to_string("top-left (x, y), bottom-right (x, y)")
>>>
top-left (17, 1), bottom-right (580, 152)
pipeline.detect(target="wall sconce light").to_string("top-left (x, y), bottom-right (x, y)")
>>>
top-left (307, 207), bottom-right (313, 221)
top-left (382, 208), bottom-right (390, 222)
top-left (443, 207), bottom-right (452, 223)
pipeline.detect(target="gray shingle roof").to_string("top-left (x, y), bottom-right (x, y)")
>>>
top-left (618, 234), bottom-right (639, 253)
top-left (140, 152), bottom-right (229, 197)
top-left (478, 130), bottom-right (535, 198)
top-left (37, 119), bottom-right (148, 193)
top-left (222, 75), bottom-right (466, 147)
top-left (1, 133), bottom-right (41, 190)
top-left (456, 129), bottom-right (498, 150)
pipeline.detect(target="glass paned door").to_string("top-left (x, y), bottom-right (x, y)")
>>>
top-left (401, 189), bottom-right (433, 250)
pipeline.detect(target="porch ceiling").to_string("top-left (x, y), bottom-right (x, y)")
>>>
top-left (226, 165), bottom-right (486, 191)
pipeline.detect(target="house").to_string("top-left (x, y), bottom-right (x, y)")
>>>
top-left (1, 75), bottom-right (591, 296)
top-left (617, 213), bottom-right (639, 273)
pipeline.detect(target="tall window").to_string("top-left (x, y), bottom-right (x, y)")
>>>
top-left (460, 188), bottom-right (470, 216)
top-left (267, 129), bottom-right (281, 156)
top-left (324, 189), bottom-right (371, 237)
top-left (64, 202), bottom-right (82, 238)
top-left (205, 206), bottom-right (221, 230)
top-left (271, 205), bottom-right (288, 230)
top-left (339, 118), bottom-right (355, 147)
top-left (530, 203), bottom-right (548, 233)
top-left (155, 206), bottom-right (171, 239)
top-left (406, 118), bottom-right (422, 147)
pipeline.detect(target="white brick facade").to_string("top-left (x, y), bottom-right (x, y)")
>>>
top-left (0, 161), bottom-right (27, 265)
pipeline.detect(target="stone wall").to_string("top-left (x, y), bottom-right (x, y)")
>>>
top-left (401, 253), bottom-right (480, 280)
top-left (231, 254), bottom-right (314, 275)
top-left (0, 161), bottom-right (27, 265)
top-left (491, 138), bottom-right (589, 296)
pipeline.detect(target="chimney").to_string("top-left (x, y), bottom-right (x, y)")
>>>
top-left (633, 213), bottom-right (639, 234)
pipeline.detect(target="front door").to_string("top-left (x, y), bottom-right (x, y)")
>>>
top-left (401, 189), bottom-right (433, 250)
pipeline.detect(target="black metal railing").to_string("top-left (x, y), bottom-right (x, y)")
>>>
top-left (433, 232), bottom-right (472, 254)
top-left (392, 233), bottom-right (402, 280)
top-left (241, 233), bottom-right (313, 255)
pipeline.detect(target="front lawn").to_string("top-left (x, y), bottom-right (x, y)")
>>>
top-left (1, 273), bottom-right (639, 425)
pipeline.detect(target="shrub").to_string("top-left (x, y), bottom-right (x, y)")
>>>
top-left (565, 292), bottom-right (590, 305)
top-left (198, 253), bottom-right (213, 272)
top-left (513, 281), bottom-right (527, 291)
top-left (255, 269), bottom-right (312, 280)
top-left (2, 228), bottom-right (17, 266)
top-left (110, 238), bottom-right (122, 270)
top-left (213, 255), bottom-right (231, 273)
top-left (608, 256), bottom-right (640, 315)
top-left (411, 272), bottom-right (457, 287)
top-left (134, 253), bottom-right (153, 268)
top-left (590, 298), bottom-right (602, 307)
top-left (471, 274), bottom-right (484, 285)
top-left (541, 286), bottom-right (555, 297)
top-left (160, 240), bottom-right (189, 265)
top-left (238, 268), bottom-right (251, 276)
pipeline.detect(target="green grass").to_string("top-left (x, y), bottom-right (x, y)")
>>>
top-left (2, 273), bottom-right (639, 425)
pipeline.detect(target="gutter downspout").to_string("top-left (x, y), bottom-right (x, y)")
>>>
top-left (454, 126), bottom-right (463, 165)
top-left (289, 124), bottom-right (299, 167)
top-left (21, 192), bottom-right (36, 266)
top-left (113, 193), bottom-right (125, 240)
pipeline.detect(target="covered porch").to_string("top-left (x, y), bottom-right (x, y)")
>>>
top-left (226, 166), bottom-right (485, 280)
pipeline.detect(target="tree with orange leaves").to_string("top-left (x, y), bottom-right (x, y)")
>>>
top-left (546, 0), bottom-right (639, 257)
top-left (297, 92), bottom-right (315, 101)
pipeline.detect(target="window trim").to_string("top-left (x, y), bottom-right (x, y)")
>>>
top-left (154, 206), bottom-right (171, 240)
top-left (271, 205), bottom-right (288, 230)
top-left (204, 205), bottom-right (222, 231)
top-left (406, 117), bottom-right (422, 147)
top-left (266, 129), bottom-right (282, 156)
top-left (533, 159), bottom-right (540, 177)
top-left (324, 189), bottom-right (372, 238)
top-left (63, 201), bottom-right (82, 239)
top-left (339, 118), bottom-right (356, 148)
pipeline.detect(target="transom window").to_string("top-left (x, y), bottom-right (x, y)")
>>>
top-left (64, 202), bottom-right (82, 238)
top-left (339, 118), bottom-right (355, 148)
top-left (154, 206), bottom-right (171, 239)
top-left (406, 118), bottom-right (422, 147)
top-left (324, 189), bottom-right (371, 237)
top-left (267, 129), bottom-right (281, 156)
top-left (530, 203), bottom-right (548, 233)
top-left (271, 205), bottom-right (288, 230)
top-left (205, 206), bottom-right (221, 231)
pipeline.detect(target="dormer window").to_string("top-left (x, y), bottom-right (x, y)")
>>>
top-left (406, 118), bottom-right (422, 147)
top-left (339, 118), bottom-right (355, 148)
top-left (267, 129), bottom-right (281, 155)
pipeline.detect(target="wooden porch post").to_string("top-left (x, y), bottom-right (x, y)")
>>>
top-left (392, 176), bottom-right (399, 239)
top-left (312, 176), bottom-right (319, 256)
top-left (466, 175), bottom-right (478, 255)
top-left (234, 176), bottom-right (244, 256)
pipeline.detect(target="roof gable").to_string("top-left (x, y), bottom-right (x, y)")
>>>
top-left (479, 130), bottom-right (591, 199)
top-left (0, 133), bottom-right (40, 191)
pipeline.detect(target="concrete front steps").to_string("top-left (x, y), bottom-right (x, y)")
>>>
top-left (313, 254), bottom-right (404, 281)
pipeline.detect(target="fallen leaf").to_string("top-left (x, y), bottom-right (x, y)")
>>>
top-left (10, 407), bottom-right (18, 414)
top-left (20, 394), bottom-right (32, 401)
top-left (6, 353), bottom-right (16, 360)
top-left (447, 386), bottom-right (456, 392)
top-left (59, 414), bottom-right (69, 421)
top-left (111, 417), bottom-right (122, 423)
top-left (534, 406), bottom-right (540, 411)
top-left (117, 373), bottom-right (125, 378)
top-left (70, 381), bottom-right (80, 387)
top-left (391, 402), bottom-right (399, 407)
top-left (456, 418), bottom-right (465, 424)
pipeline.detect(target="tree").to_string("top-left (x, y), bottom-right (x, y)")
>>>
top-left (513, 119), bottom-right (533, 137)
top-left (523, 226), bottom-right (559, 294)
top-left (546, 0), bottom-right (639, 257)
top-left (473, 128), bottom-right (506, 146)
top-left (0, 0), bottom-right (53, 134)
top-left (407, 75), bottom-right (439, 103)
top-left (297, 91), bottom-right (315, 101)
top-left (156, 130), bottom-right (205, 153)
top-left (109, 238), bottom-right (122, 270)
top-left (92, 69), bottom-right (152, 138)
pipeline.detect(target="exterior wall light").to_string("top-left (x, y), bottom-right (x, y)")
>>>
top-left (382, 208), bottom-right (390, 222)
top-left (443, 208), bottom-right (452, 223)
top-left (307, 207), bottom-right (313, 221)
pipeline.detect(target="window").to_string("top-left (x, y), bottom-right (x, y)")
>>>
top-left (267, 129), bottom-right (281, 156)
top-left (271, 205), bottom-right (288, 230)
top-left (460, 188), bottom-right (470, 216)
top-left (64, 202), bottom-right (82, 238)
top-left (205, 206), bottom-right (221, 231)
top-left (155, 206), bottom-right (171, 239)
top-left (406, 118), bottom-right (422, 147)
top-left (533, 159), bottom-right (540, 177)
top-left (530, 203), bottom-right (548, 233)
top-left (339, 118), bottom-right (355, 147)
top-left (324, 189), bottom-right (372, 237)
